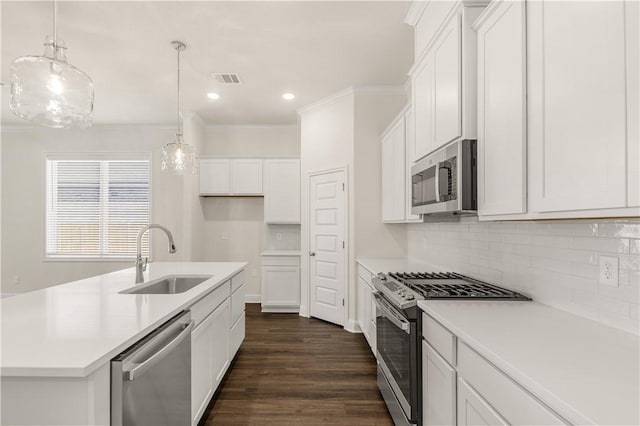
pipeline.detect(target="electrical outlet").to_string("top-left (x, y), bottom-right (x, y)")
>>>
top-left (599, 255), bottom-right (619, 287)
top-left (276, 232), bottom-right (282, 241)
top-left (251, 268), bottom-right (257, 277)
top-left (221, 232), bottom-right (229, 240)
top-left (12, 276), bottom-right (20, 285)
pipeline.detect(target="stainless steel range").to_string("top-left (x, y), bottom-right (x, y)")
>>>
top-left (372, 271), bottom-right (530, 426)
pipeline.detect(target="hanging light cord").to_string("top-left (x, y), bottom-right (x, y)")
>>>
top-left (52, 0), bottom-right (57, 43)
top-left (176, 46), bottom-right (182, 137)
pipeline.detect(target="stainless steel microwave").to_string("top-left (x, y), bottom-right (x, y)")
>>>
top-left (410, 139), bottom-right (477, 216)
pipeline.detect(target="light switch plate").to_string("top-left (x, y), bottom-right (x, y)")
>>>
top-left (599, 255), bottom-right (619, 287)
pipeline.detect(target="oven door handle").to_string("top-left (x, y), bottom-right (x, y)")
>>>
top-left (373, 293), bottom-right (411, 334)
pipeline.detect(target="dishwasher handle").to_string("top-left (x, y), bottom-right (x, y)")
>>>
top-left (124, 319), bottom-right (194, 381)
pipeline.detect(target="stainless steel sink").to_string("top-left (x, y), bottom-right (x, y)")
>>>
top-left (121, 275), bottom-right (213, 294)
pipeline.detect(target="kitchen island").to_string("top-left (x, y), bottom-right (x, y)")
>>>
top-left (1, 261), bottom-right (247, 426)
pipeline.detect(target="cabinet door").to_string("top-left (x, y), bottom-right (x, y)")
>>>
top-left (477, 0), bottom-right (527, 216)
top-left (457, 378), bottom-right (508, 426)
top-left (404, 108), bottom-right (421, 221)
top-left (433, 15), bottom-right (462, 148)
top-left (231, 159), bottom-right (263, 194)
top-left (528, 0), bottom-right (628, 212)
top-left (423, 341), bottom-right (456, 426)
top-left (357, 277), bottom-right (367, 338)
top-left (392, 119), bottom-right (407, 220)
top-left (381, 133), bottom-right (395, 222)
top-left (212, 299), bottom-right (230, 385)
top-left (199, 159), bottom-right (230, 195)
top-left (264, 159), bottom-right (300, 223)
top-left (626, 0), bottom-right (639, 207)
top-left (261, 266), bottom-right (300, 308)
top-left (191, 312), bottom-right (215, 425)
top-left (368, 287), bottom-right (377, 353)
top-left (412, 55), bottom-right (436, 161)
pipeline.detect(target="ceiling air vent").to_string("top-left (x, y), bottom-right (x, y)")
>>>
top-left (213, 73), bottom-right (242, 84)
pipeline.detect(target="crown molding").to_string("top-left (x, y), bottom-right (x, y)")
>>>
top-left (297, 85), bottom-right (405, 116)
top-left (404, 1), bottom-right (428, 26)
top-left (206, 124), bottom-right (298, 130)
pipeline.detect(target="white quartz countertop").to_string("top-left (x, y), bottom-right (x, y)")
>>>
top-left (418, 300), bottom-right (639, 426)
top-left (261, 250), bottom-right (301, 256)
top-left (0, 262), bottom-right (246, 378)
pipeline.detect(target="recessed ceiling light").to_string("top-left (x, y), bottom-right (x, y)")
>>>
top-left (282, 93), bottom-right (295, 100)
top-left (207, 92), bottom-right (220, 100)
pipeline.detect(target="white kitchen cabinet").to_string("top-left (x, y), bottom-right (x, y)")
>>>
top-left (264, 159), bottom-right (301, 224)
top-left (403, 108), bottom-right (421, 222)
top-left (423, 341), bottom-right (457, 426)
top-left (191, 310), bottom-right (215, 425)
top-left (230, 282), bottom-right (246, 356)
top-left (212, 299), bottom-right (231, 385)
top-left (475, 0), bottom-right (527, 217)
top-left (528, 0), bottom-right (636, 213)
top-left (457, 378), bottom-right (508, 426)
top-left (410, 3), bottom-right (485, 163)
top-left (261, 254), bottom-right (300, 312)
top-left (381, 107), bottom-right (422, 223)
top-left (357, 264), bottom-right (376, 356)
top-left (199, 158), bottom-right (263, 195)
top-left (199, 159), bottom-right (230, 194)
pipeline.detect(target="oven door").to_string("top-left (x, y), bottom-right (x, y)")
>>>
top-left (373, 293), bottom-right (416, 424)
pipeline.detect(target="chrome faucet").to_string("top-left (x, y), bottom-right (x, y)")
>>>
top-left (135, 224), bottom-right (177, 283)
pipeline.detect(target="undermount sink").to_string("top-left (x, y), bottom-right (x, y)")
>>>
top-left (121, 275), bottom-right (213, 294)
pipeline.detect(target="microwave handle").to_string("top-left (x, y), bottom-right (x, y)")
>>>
top-left (435, 163), bottom-right (441, 203)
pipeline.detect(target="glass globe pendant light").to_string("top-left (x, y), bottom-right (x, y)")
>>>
top-left (9, 0), bottom-right (94, 128)
top-left (161, 41), bottom-right (198, 175)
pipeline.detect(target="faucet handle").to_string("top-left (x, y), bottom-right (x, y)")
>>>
top-left (143, 257), bottom-right (148, 272)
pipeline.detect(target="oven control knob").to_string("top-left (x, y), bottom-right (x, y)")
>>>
top-left (376, 273), bottom-right (387, 281)
top-left (405, 294), bottom-right (415, 300)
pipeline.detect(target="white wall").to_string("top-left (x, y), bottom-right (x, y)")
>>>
top-left (407, 218), bottom-right (640, 335)
top-left (0, 125), bottom-right (188, 293)
top-left (299, 88), bottom-right (407, 328)
top-left (200, 125), bottom-right (301, 300)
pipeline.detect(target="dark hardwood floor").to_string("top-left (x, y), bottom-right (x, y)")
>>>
top-left (200, 303), bottom-right (393, 425)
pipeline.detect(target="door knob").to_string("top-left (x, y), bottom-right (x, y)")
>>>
top-left (309, 251), bottom-right (316, 256)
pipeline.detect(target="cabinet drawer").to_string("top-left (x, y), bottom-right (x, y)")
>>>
top-left (190, 282), bottom-right (230, 327)
top-left (422, 313), bottom-right (456, 365)
top-left (261, 256), bottom-right (300, 267)
top-left (231, 270), bottom-right (245, 293)
top-left (357, 264), bottom-right (373, 283)
top-left (457, 342), bottom-right (567, 425)
top-left (230, 311), bottom-right (245, 358)
top-left (230, 283), bottom-right (245, 325)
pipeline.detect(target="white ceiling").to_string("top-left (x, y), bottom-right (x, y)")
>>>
top-left (1, 1), bottom-right (414, 125)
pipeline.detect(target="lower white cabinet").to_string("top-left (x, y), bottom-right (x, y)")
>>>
top-left (422, 341), bottom-right (457, 426)
top-left (457, 378), bottom-right (508, 426)
top-left (261, 254), bottom-right (300, 312)
top-left (230, 282), bottom-right (246, 356)
top-left (356, 264), bottom-right (376, 356)
top-left (191, 311), bottom-right (215, 424)
top-left (212, 299), bottom-right (231, 385)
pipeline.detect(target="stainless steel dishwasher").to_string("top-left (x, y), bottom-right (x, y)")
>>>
top-left (111, 311), bottom-right (193, 426)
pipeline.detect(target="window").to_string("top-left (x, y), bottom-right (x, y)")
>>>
top-left (45, 154), bottom-right (151, 260)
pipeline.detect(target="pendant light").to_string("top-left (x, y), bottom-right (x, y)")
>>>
top-left (9, 0), bottom-right (94, 128)
top-left (161, 41), bottom-right (198, 175)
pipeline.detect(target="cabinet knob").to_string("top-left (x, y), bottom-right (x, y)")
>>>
top-left (309, 251), bottom-right (316, 257)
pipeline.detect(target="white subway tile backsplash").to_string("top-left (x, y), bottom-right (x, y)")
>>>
top-left (408, 218), bottom-right (640, 335)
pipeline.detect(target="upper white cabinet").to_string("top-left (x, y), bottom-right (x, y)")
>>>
top-left (528, 0), bottom-right (637, 214)
top-left (409, 1), bottom-right (487, 163)
top-left (381, 106), bottom-right (421, 223)
top-left (264, 159), bottom-right (300, 224)
top-left (199, 158), bottom-right (263, 196)
top-left (475, 0), bottom-right (527, 217)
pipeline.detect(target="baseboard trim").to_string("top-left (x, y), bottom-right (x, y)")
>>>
top-left (261, 306), bottom-right (300, 313)
top-left (298, 304), bottom-right (309, 318)
top-left (344, 319), bottom-right (362, 333)
top-left (245, 293), bottom-right (261, 303)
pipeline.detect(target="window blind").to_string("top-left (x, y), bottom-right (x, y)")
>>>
top-left (46, 155), bottom-right (151, 259)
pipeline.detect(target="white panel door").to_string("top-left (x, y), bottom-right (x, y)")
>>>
top-left (412, 55), bottom-right (436, 162)
top-left (309, 170), bottom-right (346, 326)
top-left (199, 159), bottom-right (230, 195)
top-left (433, 15), bottom-right (462, 148)
top-left (477, 0), bottom-right (527, 216)
top-left (423, 341), bottom-right (457, 426)
top-left (264, 159), bottom-right (301, 223)
top-left (528, 0), bottom-right (627, 212)
top-left (457, 378), bottom-right (508, 426)
top-left (191, 312), bottom-right (215, 425)
top-left (231, 159), bottom-right (263, 194)
top-left (381, 134), bottom-right (394, 222)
